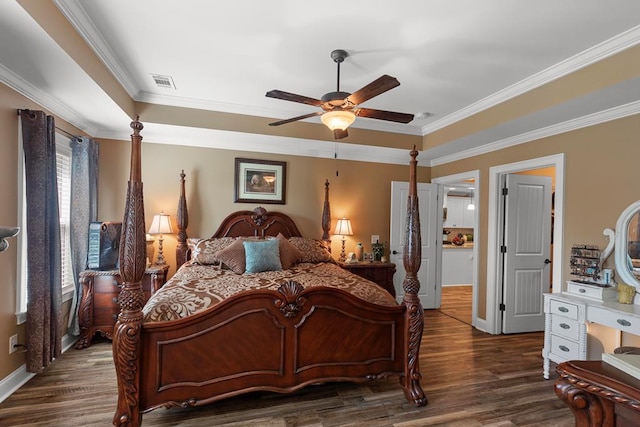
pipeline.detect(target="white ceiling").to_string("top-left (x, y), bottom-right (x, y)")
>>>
top-left (1, 1), bottom-right (639, 165)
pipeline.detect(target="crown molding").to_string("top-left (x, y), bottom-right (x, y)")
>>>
top-left (0, 63), bottom-right (99, 135)
top-left (429, 100), bottom-right (640, 166)
top-left (421, 25), bottom-right (640, 136)
top-left (54, 0), bottom-right (140, 99)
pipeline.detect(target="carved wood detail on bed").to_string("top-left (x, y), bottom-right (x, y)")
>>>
top-left (113, 118), bottom-right (426, 427)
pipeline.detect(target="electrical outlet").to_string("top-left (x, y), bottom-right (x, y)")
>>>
top-left (9, 334), bottom-right (17, 354)
top-left (371, 235), bottom-right (379, 244)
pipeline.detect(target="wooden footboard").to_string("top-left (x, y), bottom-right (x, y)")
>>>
top-left (138, 282), bottom-right (407, 412)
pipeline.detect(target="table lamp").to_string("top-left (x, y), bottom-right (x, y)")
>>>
top-left (148, 212), bottom-right (173, 265)
top-left (333, 218), bottom-right (353, 262)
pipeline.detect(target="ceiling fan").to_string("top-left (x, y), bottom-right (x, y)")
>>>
top-left (266, 49), bottom-right (414, 140)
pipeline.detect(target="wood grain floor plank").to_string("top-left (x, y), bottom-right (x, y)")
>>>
top-left (0, 308), bottom-right (573, 426)
top-left (439, 285), bottom-right (473, 325)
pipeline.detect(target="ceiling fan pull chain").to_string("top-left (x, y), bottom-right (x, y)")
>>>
top-left (335, 142), bottom-right (339, 176)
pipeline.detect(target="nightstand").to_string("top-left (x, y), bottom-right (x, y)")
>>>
top-left (339, 261), bottom-right (396, 297)
top-left (75, 265), bottom-right (169, 349)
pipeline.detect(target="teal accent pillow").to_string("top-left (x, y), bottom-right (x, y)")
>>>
top-left (243, 239), bottom-right (282, 273)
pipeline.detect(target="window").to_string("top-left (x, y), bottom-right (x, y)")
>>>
top-left (56, 142), bottom-right (75, 294)
top-left (16, 132), bottom-right (75, 324)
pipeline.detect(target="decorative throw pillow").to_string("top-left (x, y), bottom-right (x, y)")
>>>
top-left (276, 233), bottom-right (304, 269)
top-left (288, 237), bottom-right (333, 263)
top-left (214, 238), bottom-right (247, 274)
top-left (186, 238), bottom-right (201, 253)
top-left (192, 237), bottom-right (237, 264)
top-left (243, 239), bottom-right (282, 273)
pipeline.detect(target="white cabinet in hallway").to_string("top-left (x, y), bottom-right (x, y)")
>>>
top-left (444, 196), bottom-right (474, 228)
top-left (442, 247), bottom-right (473, 285)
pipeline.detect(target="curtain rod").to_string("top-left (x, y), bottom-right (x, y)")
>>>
top-left (54, 126), bottom-right (77, 140)
top-left (17, 108), bottom-right (79, 140)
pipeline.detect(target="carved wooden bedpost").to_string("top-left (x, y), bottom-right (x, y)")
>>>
top-left (321, 179), bottom-right (331, 253)
top-left (176, 170), bottom-right (189, 268)
top-left (113, 116), bottom-right (146, 427)
top-left (401, 146), bottom-right (427, 406)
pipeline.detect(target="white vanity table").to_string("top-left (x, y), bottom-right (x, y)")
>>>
top-left (542, 284), bottom-right (640, 379)
top-left (542, 200), bottom-right (640, 379)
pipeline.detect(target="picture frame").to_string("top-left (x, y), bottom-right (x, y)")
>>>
top-left (234, 158), bottom-right (286, 204)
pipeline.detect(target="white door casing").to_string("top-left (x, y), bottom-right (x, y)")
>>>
top-left (501, 174), bottom-right (552, 334)
top-left (487, 154), bottom-right (564, 335)
top-left (390, 181), bottom-right (441, 308)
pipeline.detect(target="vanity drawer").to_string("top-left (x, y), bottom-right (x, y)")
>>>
top-left (551, 316), bottom-right (579, 341)
top-left (588, 306), bottom-right (640, 335)
top-left (550, 334), bottom-right (580, 360)
top-left (549, 299), bottom-right (579, 320)
top-left (566, 281), bottom-right (616, 301)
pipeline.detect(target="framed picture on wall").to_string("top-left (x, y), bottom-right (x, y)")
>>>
top-left (234, 158), bottom-right (286, 204)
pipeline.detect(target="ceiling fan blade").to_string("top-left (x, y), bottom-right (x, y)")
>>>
top-left (346, 75), bottom-right (400, 106)
top-left (333, 128), bottom-right (348, 140)
top-left (355, 108), bottom-right (414, 124)
top-left (266, 90), bottom-right (323, 107)
top-left (268, 111), bottom-right (323, 126)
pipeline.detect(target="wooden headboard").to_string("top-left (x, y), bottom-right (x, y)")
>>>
top-left (175, 172), bottom-right (332, 269)
top-left (210, 207), bottom-right (302, 239)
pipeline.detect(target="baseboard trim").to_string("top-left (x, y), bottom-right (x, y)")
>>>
top-left (0, 333), bottom-right (78, 404)
top-left (0, 364), bottom-right (34, 404)
top-left (61, 333), bottom-right (78, 353)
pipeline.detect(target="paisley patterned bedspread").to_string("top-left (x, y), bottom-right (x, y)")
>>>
top-left (143, 261), bottom-right (398, 322)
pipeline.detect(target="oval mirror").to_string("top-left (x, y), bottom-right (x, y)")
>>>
top-left (614, 200), bottom-right (640, 291)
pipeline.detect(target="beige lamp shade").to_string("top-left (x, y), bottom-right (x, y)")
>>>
top-left (334, 218), bottom-right (353, 236)
top-left (148, 213), bottom-right (173, 235)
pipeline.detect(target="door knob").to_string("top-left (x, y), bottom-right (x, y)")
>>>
top-left (544, 259), bottom-right (551, 264)
top-left (392, 250), bottom-right (398, 255)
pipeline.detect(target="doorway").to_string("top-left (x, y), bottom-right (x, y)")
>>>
top-left (432, 170), bottom-right (479, 328)
top-left (487, 154), bottom-right (565, 335)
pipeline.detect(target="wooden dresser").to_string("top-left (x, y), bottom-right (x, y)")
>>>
top-left (75, 265), bottom-right (169, 349)
top-left (339, 261), bottom-right (396, 297)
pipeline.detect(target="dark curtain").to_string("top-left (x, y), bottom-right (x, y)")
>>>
top-left (68, 137), bottom-right (99, 336)
top-left (20, 109), bottom-right (63, 373)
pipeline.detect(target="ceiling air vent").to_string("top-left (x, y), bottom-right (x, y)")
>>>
top-left (151, 74), bottom-right (176, 89)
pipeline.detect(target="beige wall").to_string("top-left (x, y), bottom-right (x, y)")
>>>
top-left (97, 140), bottom-right (430, 277)
top-left (432, 114), bottom-right (640, 320)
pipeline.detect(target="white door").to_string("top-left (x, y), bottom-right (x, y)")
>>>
top-left (501, 174), bottom-right (552, 333)
top-left (390, 181), bottom-right (441, 308)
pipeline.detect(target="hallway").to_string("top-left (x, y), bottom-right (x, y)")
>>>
top-left (439, 284), bottom-right (472, 325)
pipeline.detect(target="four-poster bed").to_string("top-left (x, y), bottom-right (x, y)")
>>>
top-left (112, 117), bottom-right (426, 426)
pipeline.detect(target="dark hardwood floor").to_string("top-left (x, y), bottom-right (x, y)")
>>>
top-left (0, 310), bottom-right (573, 426)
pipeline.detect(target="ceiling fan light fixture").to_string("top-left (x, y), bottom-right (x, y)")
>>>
top-left (321, 110), bottom-right (356, 131)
